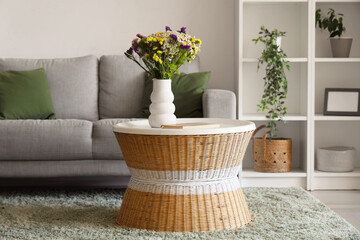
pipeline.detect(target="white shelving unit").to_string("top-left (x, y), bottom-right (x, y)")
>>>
top-left (243, 58), bottom-right (308, 62)
top-left (315, 114), bottom-right (360, 121)
top-left (315, 58), bottom-right (360, 62)
top-left (236, 0), bottom-right (360, 190)
top-left (242, 113), bottom-right (307, 121)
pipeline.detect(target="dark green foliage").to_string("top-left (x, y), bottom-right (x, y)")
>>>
top-left (252, 26), bottom-right (290, 140)
top-left (316, 8), bottom-right (345, 38)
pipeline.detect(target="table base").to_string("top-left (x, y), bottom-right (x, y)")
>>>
top-left (116, 187), bottom-right (252, 232)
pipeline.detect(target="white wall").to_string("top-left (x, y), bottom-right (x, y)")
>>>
top-left (0, 0), bottom-right (236, 91)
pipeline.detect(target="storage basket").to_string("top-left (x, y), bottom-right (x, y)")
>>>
top-left (252, 125), bottom-right (292, 173)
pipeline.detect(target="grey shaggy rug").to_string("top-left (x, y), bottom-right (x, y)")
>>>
top-left (0, 187), bottom-right (359, 240)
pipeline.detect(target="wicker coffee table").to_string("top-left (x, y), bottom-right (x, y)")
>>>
top-left (113, 118), bottom-right (255, 232)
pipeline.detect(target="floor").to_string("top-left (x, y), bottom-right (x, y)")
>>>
top-left (1, 178), bottom-right (359, 231)
top-left (310, 190), bottom-right (360, 231)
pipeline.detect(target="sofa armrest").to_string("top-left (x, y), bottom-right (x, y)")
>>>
top-left (202, 89), bottom-right (236, 119)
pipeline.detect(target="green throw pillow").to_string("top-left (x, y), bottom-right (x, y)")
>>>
top-left (0, 69), bottom-right (56, 119)
top-left (138, 72), bottom-right (210, 118)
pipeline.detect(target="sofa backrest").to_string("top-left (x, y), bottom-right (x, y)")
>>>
top-left (0, 55), bottom-right (98, 121)
top-left (99, 55), bottom-right (200, 119)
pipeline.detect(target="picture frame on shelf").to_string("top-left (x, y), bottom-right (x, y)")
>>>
top-left (323, 88), bottom-right (360, 116)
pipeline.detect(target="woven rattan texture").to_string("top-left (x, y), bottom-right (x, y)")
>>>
top-left (116, 188), bottom-right (252, 232)
top-left (253, 138), bottom-right (292, 173)
top-left (115, 132), bottom-right (253, 171)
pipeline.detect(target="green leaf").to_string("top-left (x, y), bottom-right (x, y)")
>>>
top-left (254, 25), bottom-right (289, 137)
top-left (316, 8), bottom-right (346, 38)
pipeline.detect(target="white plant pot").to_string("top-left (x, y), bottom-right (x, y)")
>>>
top-left (276, 36), bottom-right (282, 50)
top-left (148, 79), bottom-right (176, 128)
top-left (330, 37), bottom-right (353, 58)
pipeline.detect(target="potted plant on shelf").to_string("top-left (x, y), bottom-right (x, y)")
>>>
top-left (251, 26), bottom-right (292, 173)
top-left (316, 8), bottom-right (352, 58)
top-left (125, 26), bottom-right (201, 128)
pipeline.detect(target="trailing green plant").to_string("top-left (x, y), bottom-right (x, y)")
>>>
top-left (316, 8), bottom-right (345, 38)
top-left (252, 26), bottom-right (290, 140)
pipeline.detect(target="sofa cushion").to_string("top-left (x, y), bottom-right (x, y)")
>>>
top-left (0, 69), bottom-right (56, 120)
top-left (99, 56), bottom-right (146, 119)
top-left (99, 55), bottom-right (200, 119)
top-left (0, 56), bottom-right (98, 120)
top-left (93, 118), bottom-right (141, 160)
top-left (0, 119), bottom-right (93, 160)
top-left (0, 160), bottom-right (130, 177)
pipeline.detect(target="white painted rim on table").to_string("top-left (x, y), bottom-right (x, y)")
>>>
top-left (127, 166), bottom-right (241, 181)
top-left (127, 166), bottom-right (242, 195)
top-left (113, 118), bottom-right (256, 135)
top-left (128, 176), bottom-right (241, 195)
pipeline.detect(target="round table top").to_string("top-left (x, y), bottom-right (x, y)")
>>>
top-left (113, 118), bottom-right (256, 135)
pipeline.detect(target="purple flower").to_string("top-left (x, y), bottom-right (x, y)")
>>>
top-left (126, 47), bottom-right (133, 55)
top-left (134, 46), bottom-right (140, 53)
top-left (136, 33), bottom-right (146, 39)
top-left (139, 52), bottom-right (145, 58)
top-left (178, 27), bottom-right (186, 34)
top-left (170, 34), bottom-right (177, 41)
top-left (132, 38), bottom-right (138, 47)
top-left (180, 45), bottom-right (191, 50)
top-left (165, 26), bottom-right (172, 31)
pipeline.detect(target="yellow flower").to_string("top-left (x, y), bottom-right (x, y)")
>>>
top-left (153, 53), bottom-right (161, 63)
top-left (195, 39), bottom-right (202, 45)
top-left (153, 47), bottom-right (158, 50)
top-left (157, 50), bottom-right (163, 54)
top-left (146, 37), bottom-right (155, 43)
top-left (152, 53), bottom-right (163, 64)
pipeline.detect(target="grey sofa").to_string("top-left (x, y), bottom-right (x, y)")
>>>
top-left (0, 55), bottom-right (236, 186)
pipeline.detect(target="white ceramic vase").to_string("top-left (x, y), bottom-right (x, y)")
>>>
top-left (148, 79), bottom-right (176, 128)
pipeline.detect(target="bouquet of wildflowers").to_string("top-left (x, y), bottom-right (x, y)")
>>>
top-left (125, 26), bottom-right (202, 79)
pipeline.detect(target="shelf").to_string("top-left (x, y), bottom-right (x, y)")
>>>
top-left (238, 0), bottom-right (360, 190)
top-left (242, 61), bottom-right (308, 115)
top-left (316, 0), bottom-right (360, 2)
top-left (243, 0), bottom-right (307, 2)
top-left (242, 168), bottom-right (307, 178)
top-left (242, 2), bottom-right (308, 60)
top-left (242, 113), bottom-right (307, 121)
top-left (314, 168), bottom-right (360, 177)
top-left (315, 58), bottom-right (360, 63)
top-left (315, 114), bottom-right (360, 121)
top-left (243, 58), bottom-right (308, 63)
